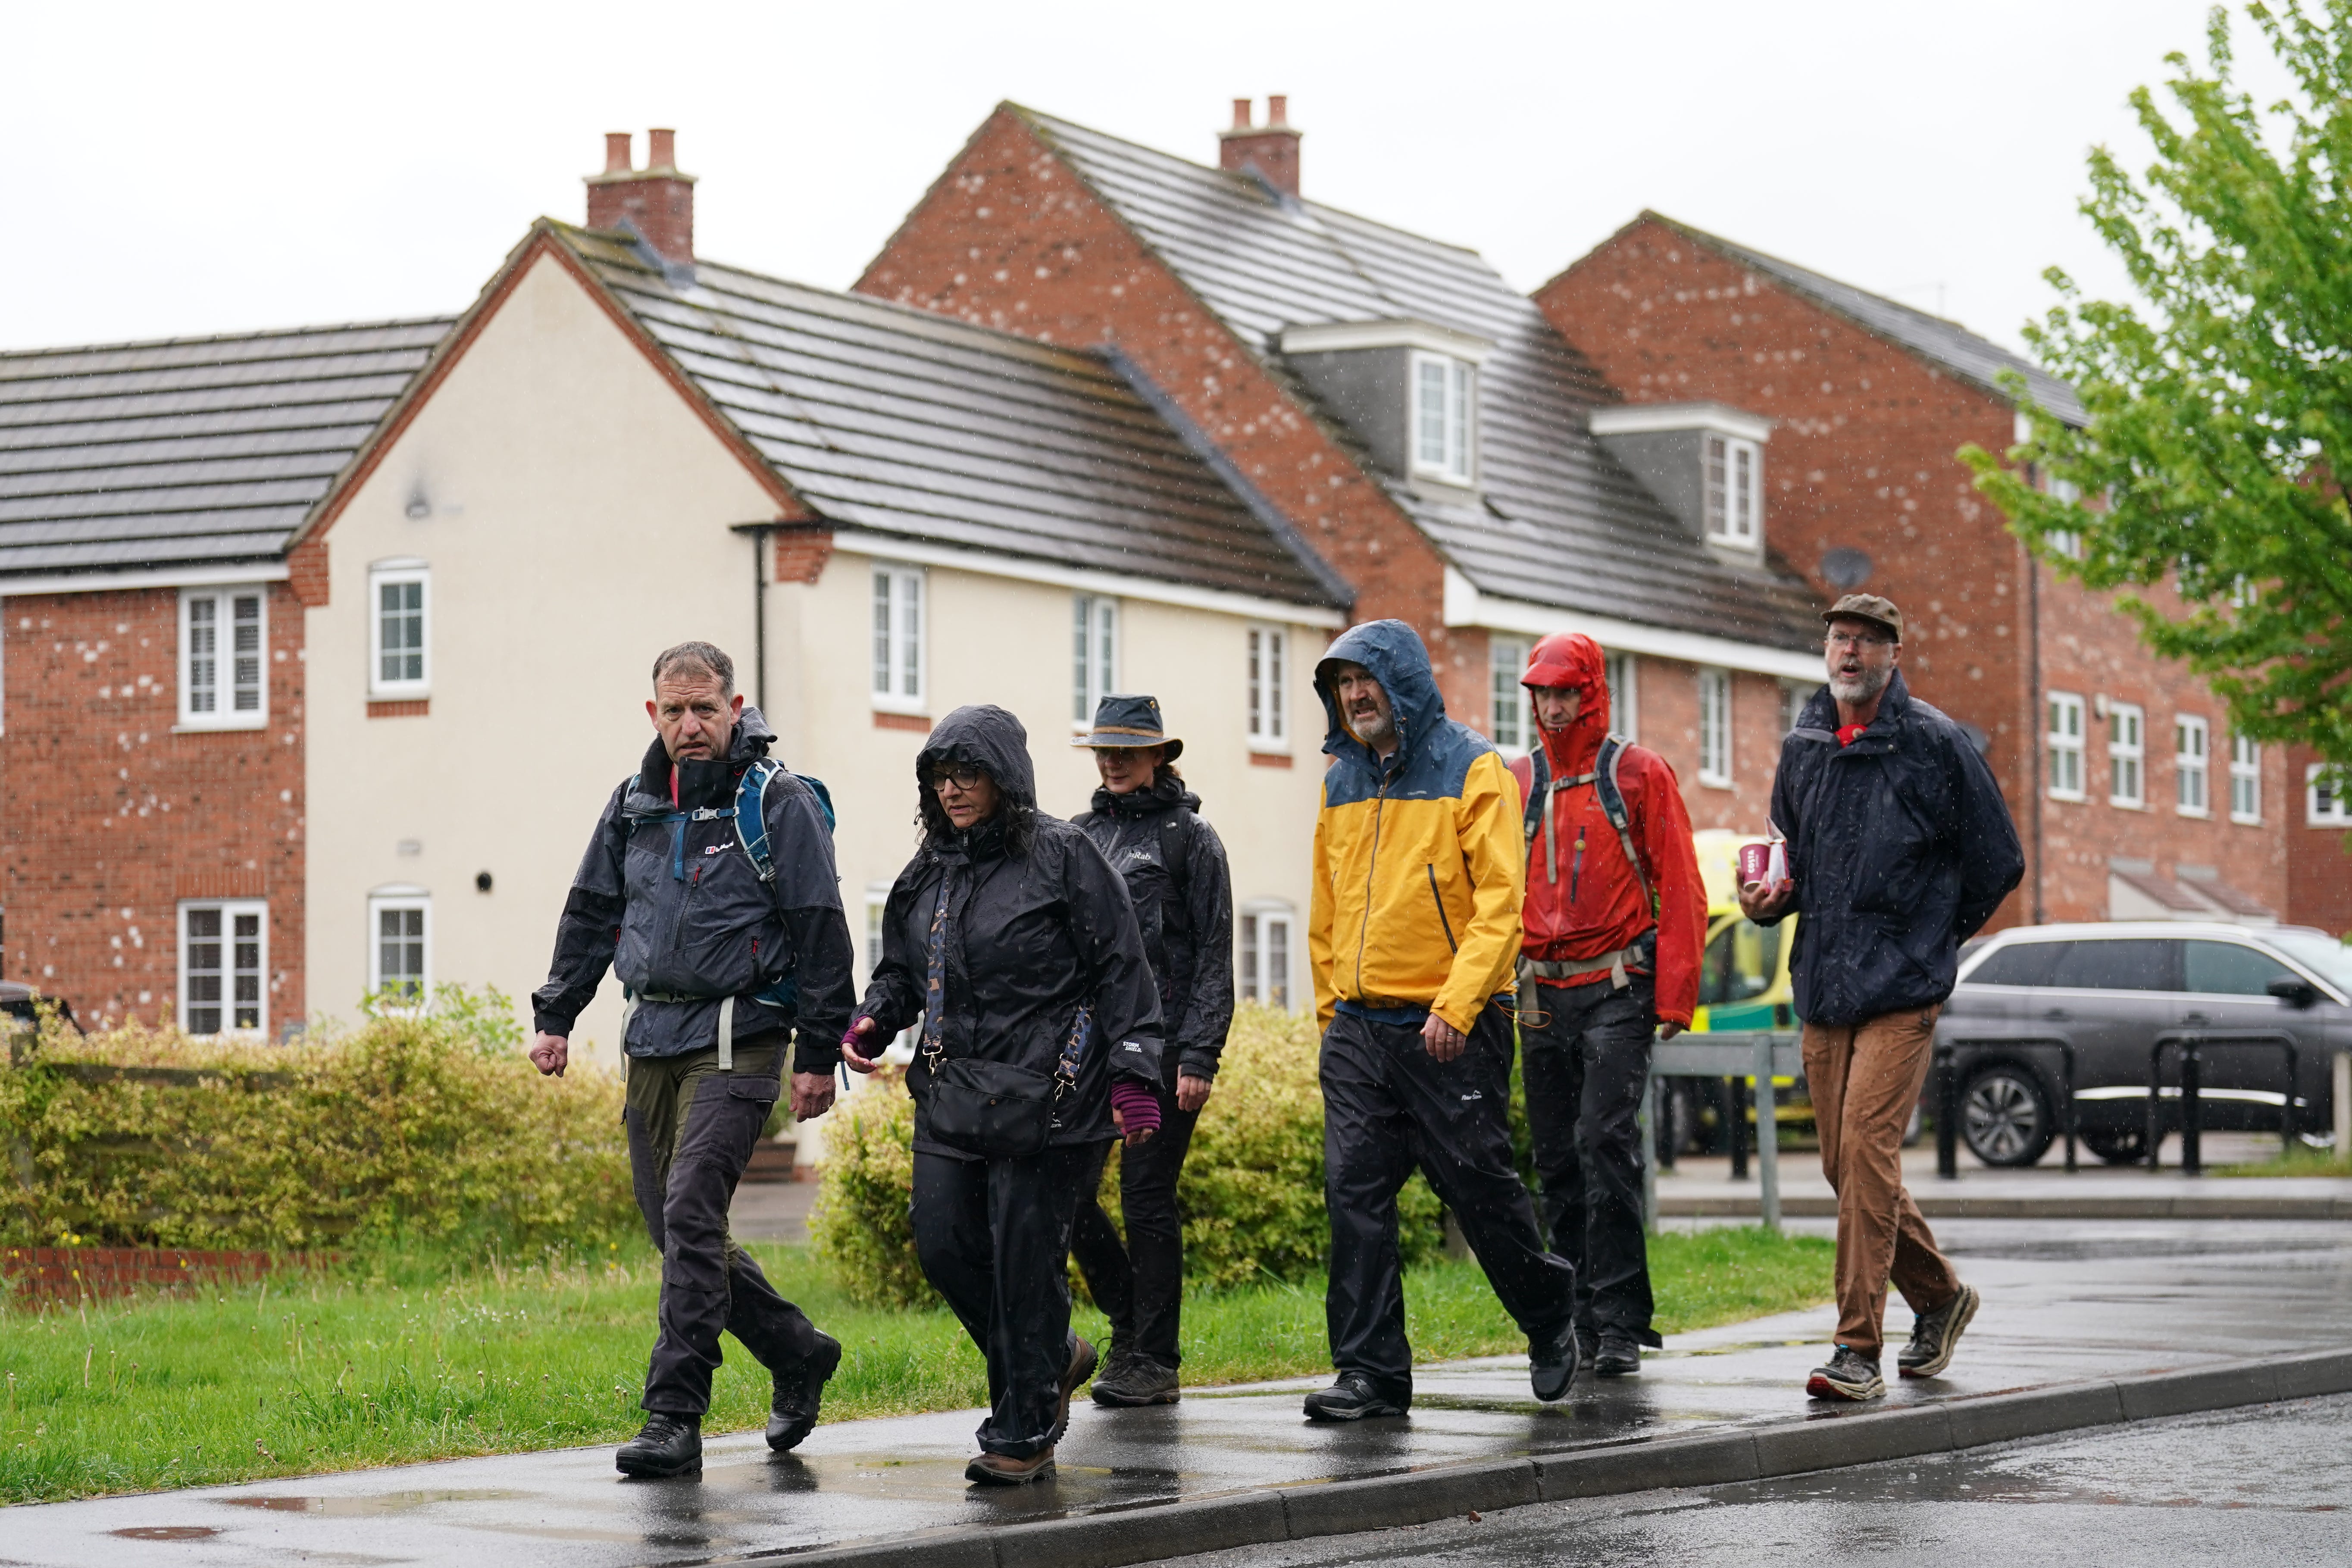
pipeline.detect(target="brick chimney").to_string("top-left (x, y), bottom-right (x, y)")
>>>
top-left (1218, 96), bottom-right (1301, 197)
top-left (585, 128), bottom-right (696, 266)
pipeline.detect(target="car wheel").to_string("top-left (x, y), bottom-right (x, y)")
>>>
top-left (1961, 1066), bottom-right (2054, 1167)
top-left (2080, 1126), bottom-right (2148, 1165)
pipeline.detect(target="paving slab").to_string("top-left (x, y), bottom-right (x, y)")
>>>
top-left (6, 1219), bottom-right (2348, 1566)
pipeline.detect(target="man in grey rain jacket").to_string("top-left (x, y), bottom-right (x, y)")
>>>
top-left (531, 641), bottom-right (855, 1478)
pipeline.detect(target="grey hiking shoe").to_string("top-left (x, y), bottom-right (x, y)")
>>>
top-left (1898, 1282), bottom-right (1981, 1379)
top-left (1092, 1353), bottom-right (1180, 1406)
top-left (1805, 1345), bottom-right (1885, 1402)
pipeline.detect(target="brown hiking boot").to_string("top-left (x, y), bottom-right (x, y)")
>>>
top-left (965, 1446), bottom-right (1056, 1486)
top-left (1050, 1334), bottom-right (1098, 1443)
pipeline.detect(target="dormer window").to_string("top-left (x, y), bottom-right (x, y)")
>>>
top-left (1704, 433), bottom-right (1760, 545)
top-left (1413, 353), bottom-right (1474, 483)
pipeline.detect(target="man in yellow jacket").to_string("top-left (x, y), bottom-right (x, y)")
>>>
top-left (1305, 620), bottom-right (1579, 1420)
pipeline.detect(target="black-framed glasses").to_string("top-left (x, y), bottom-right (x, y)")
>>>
top-left (925, 763), bottom-right (989, 792)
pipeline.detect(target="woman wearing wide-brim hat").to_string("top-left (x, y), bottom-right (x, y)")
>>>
top-left (1066, 694), bottom-right (1235, 1406)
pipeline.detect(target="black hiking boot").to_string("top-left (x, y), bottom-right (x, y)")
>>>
top-left (1303, 1371), bottom-right (1410, 1421)
top-left (1092, 1353), bottom-right (1180, 1406)
top-left (616, 1412), bottom-right (702, 1478)
top-left (766, 1331), bottom-right (843, 1452)
top-left (1593, 1331), bottom-right (1642, 1377)
top-left (1805, 1345), bottom-right (1885, 1402)
top-left (1529, 1319), bottom-right (1582, 1402)
top-left (1897, 1283), bottom-right (1980, 1379)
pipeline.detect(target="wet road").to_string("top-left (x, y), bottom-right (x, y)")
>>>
top-left (1179, 1393), bottom-right (2352, 1567)
top-left (10, 1220), bottom-right (2350, 1565)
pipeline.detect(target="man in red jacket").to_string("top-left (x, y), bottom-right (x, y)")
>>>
top-left (1509, 633), bottom-right (1705, 1377)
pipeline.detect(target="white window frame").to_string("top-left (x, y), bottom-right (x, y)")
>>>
top-left (1410, 351), bottom-right (1474, 485)
top-left (2108, 701), bottom-right (2145, 808)
top-left (1703, 433), bottom-right (1762, 546)
top-left (2047, 692), bottom-right (2086, 801)
top-left (1605, 650), bottom-right (1639, 742)
top-left (2174, 715), bottom-right (2209, 818)
top-left (179, 898), bottom-right (268, 1037)
top-left (2309, 763), bottom-right (2352, 828)
top-left (1697, 667), bottom-right (1733, 788)
top-left (1246, 623), bottom-right (1289, 751)
top-left (368, 560), bottom-right (430, 698)
top-left (1239, 900), bottom-right (1295, 1011)
top-left (870, 563), bottom-right (926, 714)
top-left (1071, 593), bottom-right (1119, 729)
top-left (1779, 679), bottom-right (1810, 735)
top-left (2229, 734), bottom-right (2262, 824)
top-left (367, 890), bottom-right (431, 1003)
top-left (178, 585), bottom-right (267, 729)
top-left (1488, 635), bottom-right (1531, 755)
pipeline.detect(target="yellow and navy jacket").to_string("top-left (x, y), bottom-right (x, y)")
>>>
top-left (1309, 620), bottom-right (1526, 1034)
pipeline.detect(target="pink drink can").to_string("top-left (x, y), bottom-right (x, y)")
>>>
top-left (1738, 841), bottom-right (1773, 886)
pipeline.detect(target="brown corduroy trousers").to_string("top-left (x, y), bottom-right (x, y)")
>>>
top-left (1801, 1005), bottom-right (1963, 1355)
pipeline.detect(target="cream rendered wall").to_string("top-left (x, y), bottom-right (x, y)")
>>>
top-left (306, 253), bottom-right (780, 1065)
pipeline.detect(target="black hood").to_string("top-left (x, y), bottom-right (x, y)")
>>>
top-left (916, 704), bottom-right (1040, 854)
top-left (629, 704), bottom-right (778, 813)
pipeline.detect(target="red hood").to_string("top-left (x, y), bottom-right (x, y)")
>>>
top-left (1523, 632), bottom-right (1610, 775)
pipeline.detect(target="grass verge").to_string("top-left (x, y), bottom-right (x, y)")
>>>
top-left (2211, 1143), bottom-right (2352, 1178)
top-left (1, 1226), bottom-right (1830, 1505)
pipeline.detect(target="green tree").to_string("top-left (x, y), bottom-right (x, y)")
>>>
top-left (1962, 0), bottom-right (2352, 776)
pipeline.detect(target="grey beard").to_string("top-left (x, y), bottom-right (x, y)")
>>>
top-left (1351, 710), bottom-right (1396, 750)
top-left (1828, 666), bottom-right (1892, 704)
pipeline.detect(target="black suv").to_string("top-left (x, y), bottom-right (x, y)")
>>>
top-left (1937, 922), bottom-right (2347, 1166)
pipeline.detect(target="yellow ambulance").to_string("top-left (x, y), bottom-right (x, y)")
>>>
top-left (1689, 828), bottom-right (1797, 1033)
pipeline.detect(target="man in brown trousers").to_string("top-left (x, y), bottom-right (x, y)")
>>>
top-left (1741, 595), bottom-right (2023, 1399)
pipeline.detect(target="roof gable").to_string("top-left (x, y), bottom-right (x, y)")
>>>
top-left (1015, 108), bottom-right (1824, 653)
top-left (1637, 212), bottom-right (2087, 426)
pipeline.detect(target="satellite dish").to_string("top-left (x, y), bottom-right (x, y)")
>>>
top-left (1820, 548), bottom-right (1873, 591)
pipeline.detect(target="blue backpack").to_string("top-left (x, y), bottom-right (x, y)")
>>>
top-left (642, 758), bottom-right (837, 1009)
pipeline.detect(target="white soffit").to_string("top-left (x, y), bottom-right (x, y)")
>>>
top-left (1444, 567), bottom-right (1821, 681)
top-left (1588, 401), bottom-right (1774, 444)
top-left (830, 530), bottom-right (1347, 629)
top-left (1279, 318), bottom-right (1496, 365)
top-left (0, 562), bottom-right (292, 598)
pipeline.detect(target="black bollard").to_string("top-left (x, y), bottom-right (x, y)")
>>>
top-left (1729, 1075), bottom-right (1749, 1181)
top-left (1936, 1042), bottom-right (1959, 1180)
top-left (2180, 1045), bottom-right (2202, 1177)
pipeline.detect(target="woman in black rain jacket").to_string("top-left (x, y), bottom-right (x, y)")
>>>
top-left (842, 704), bottom-right (1163, 1487)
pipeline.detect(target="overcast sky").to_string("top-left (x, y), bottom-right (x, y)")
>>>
top-left (7, 0), bottom-right (2261, 358)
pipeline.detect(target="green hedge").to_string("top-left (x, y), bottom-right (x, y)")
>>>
top-left (810, 1006), bottom-right (1444, 1307)
top-left (0, 988), bottom-right (636, 1255)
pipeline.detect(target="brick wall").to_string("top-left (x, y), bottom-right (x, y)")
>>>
top-left (2, 585), bottom-right (305, 1029)
top-left (2287, 743), bottom-right (2352, 935)
top-left (1538, 217), bottom-right (2293, 927)
top-left (855, 108), bottom-right (1495, 724)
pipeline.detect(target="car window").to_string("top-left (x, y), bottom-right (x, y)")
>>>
top-left (2182, 940), bottom-right (2296, 997)
top-left (1965, 941), bottom-right (2068, 987)
top-left (2048, 938), bottom-right (2181, 992)
top-left (1699, 917), bottom-right (1782, 1006)
top-left (2261, 929), bottom-right (2352, 992)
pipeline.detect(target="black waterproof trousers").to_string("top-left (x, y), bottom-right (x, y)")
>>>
top-left (911, 1143), bottom-right (1092, 1458)
top-left (1520, 976), bottom-right (1661, 1346)
top-left (1070, 1077), bottom-right (1202, 1368)
top-left (1322, 1005), bottom-right (1576, 1395)
top-left (625, 1034), bottom-right (831, 1415)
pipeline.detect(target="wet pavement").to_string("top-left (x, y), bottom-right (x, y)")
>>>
top-left (1182, 1392), bottom-right (2352, 1566)
top-left (10, 1220), bottom-right (2350, 1566)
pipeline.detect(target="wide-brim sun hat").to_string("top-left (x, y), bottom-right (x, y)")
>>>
top-left (1072, 692), bottom-right (1183, 761)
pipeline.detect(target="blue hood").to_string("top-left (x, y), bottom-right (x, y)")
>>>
top-left (1316, 619), bottom-right (1446, 775)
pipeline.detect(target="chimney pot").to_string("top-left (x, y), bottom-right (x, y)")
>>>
top-left (1217, 95), bottom-right (1302, 199)
top-left (1267, 95), bottom-right (1288, 125)
top-left (585, 128), bottom-right (697, 268)
top-left (603, 131), bottom-right (633, 175)
top-left (647, 127), bottom-right (677, 171)
top-left (1231, 97), bottom-right (1253, 129)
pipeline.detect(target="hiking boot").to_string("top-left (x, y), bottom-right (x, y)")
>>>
top-left (1897, 1283), bottom-right (1980, 1380)
top-left (1302, 1371), bottom-right (1410, 1421)
top-left (766, 1331), bottom-right (843, 1452)
top-left (1593, 1331), bottom-right (1642, 1377)
top-left (615, 1412), bottom-right (702, 1478)
top-left (1049, 1334), bottom-right (1098, 1445)
top-left (1576, 1327), bottom-right (1600, 1368)
top-left (966, 1446), bottom-right (1056, 1486)
top-left (1091, 1353), bottom-right (1181, 1407)
top-left (1529, 1319), bottom-right (1582, 1402)
top-left (1805, 1346), bottom-right (1885, 1402)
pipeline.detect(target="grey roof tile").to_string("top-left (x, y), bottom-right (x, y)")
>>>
top-left (0, 321), bottom-right (451, 579)
top-left (1649, 213), bottom-right (2087, 426)
top-left (1020, 110), bottom-right (1826, 653)
top-left (559, 225), bottom-right (1339, 607)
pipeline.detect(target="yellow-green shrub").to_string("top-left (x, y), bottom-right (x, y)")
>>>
top-left (809, 1005), bottom-right (1443, 1305)
top-left (0, 988), bottom-right (635, 1255)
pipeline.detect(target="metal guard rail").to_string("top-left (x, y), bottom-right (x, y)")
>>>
top-left (1935, 1037), bottom-right (2078, 1177)
top-left (1642, 1032), bottom-right (1800, 1234)
top-left (2148, 1032), bottom-right (2299, 1177)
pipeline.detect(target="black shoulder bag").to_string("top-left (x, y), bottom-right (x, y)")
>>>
top-left (916, 869), bottom-right (1088, 1159)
